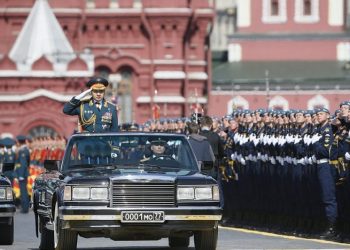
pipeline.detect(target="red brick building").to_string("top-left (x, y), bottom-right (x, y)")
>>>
top-left (0, 0), bottom-right (214, 138)
top-left (210, 0), bottom-right (350, 116)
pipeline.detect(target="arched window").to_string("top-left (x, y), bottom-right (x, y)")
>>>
top-left (307, 94), bottom-right (329, 110)
top-left (268, 95), bottom-right (289, 110)
top-left (227, 96), bottom-right (249, 114)
top-left (294, 0), bottom-right (319, 23)
top-left (28, 125), bottom-right (58, 138)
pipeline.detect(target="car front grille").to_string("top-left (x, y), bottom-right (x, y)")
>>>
top-left (112, 182), bottom-right (176, 207)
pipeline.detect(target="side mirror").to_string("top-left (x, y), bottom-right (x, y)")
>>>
top-left (44, 160), bottom-right (61, 171)
top-left (1, 163), bottom-right (15, 173)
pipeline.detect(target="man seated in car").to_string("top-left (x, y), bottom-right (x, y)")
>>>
top-left (140, 138), bottom-right (175, 164)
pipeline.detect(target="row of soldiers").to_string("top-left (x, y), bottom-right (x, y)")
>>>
top-left (219, 103), bottom-right (350, 242)
top-left (134, 103), bottom-right (350, 242)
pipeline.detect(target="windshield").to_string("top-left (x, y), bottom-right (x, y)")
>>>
top-left (62, 134), bottom-right (198, 172)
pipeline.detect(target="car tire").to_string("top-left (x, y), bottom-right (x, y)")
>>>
top-left (39, 217), bottom-right (54, 250)
top-left (0, 217), bottom-right (14, 245)
top-left (194, 226), bottom-right (218, 250)
top-left (53, 203), bottom-right (77, 250)
top-left (168, 236), bottom-right (190, 248)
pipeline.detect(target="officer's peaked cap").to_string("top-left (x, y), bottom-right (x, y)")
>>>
top-left (16, 135), bottom-right (27, 142)
top-left (316, 107), bottom-right (330, 114)
top-left (86, 77), bottom-right (109, 90)
top-left (339, 100), bottom-right (350, 107)
top-left (1, 137), bottom-right (15, 147)
top-left (150, 137), bottom-right (167, 146)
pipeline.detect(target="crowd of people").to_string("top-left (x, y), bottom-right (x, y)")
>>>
top-left (121, 102), bottom-right (350, 242)
top-left (2, 86), bottom-right (350, 242)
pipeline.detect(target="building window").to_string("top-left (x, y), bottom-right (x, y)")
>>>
top-left (268, 96), bottom-right (289, 110)
top-left (307, 94), bottom-right (329, 110)
top-left (227, 96), bottom-right (249, 114)
top-left (262, 0), bottom-right (287, 24)
top-left (303, 0), bottom-right (311, 15)
top-left (271, 0), bottom-right (279, 16)
top-left (294, 0), bottom-right (319, 23)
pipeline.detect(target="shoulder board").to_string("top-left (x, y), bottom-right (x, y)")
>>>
top-left (325, 128), bottom-right (330, 132)
top-left (107, 101), bottom-right (116, 107)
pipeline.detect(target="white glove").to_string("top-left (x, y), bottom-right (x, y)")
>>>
top-left (240, 157), bottom-right (246, 165)
top-left (345, 152), bottom-right (350, 161)
top-left (270, 156), bottom-right (276, 165)
top-left (311, 155), bottom-right (317, 163)
top-left (75, 88), bottom-right (92, 100)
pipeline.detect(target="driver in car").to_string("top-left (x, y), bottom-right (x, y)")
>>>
top-left (140, 138), bottom-right (172, 162)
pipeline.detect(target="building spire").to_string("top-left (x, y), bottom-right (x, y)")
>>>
top-left (9, 0), bottom-right (75, 71)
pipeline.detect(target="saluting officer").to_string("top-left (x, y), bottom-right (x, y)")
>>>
top-left (63, 77), bottom-right (118, 133)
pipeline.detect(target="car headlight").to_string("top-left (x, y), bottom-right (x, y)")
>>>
top-left (177, 186), bottom-right (220, 201)
top-left (72, 187), bottom-right (90, 200)
top-left (0, 188), bottom-right (5, 199)
top-left (90, 188), bottom-right (108, 200)
top-left (177, 187), bottom-right (194, 200)
top-left (0, 187), bottom-right (13, 200)
top-left (66, 186), bottom-right (109, 201)
top-left (195, 187), bottom-right (212, 200)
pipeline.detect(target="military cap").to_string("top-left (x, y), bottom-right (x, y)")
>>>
top-left (16, 135), bottom-right (27, 142)
top-left (1, 137), bottom-right (15, 147)
top-left (86, 77), bottom-right (109, 90)
top-left (339, 101), bottom-right (350, 107)
top-left (334, 109), bottom-right (341, 115)
top-left (305, 110), bottom-right (314, 116)
top-left (316, 107), bottom-right (330, 114)
top-left (150, 137), bottom-right (167, 146)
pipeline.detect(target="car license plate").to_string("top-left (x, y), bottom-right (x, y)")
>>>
top-left (121, 211), bottom-right (164, 223)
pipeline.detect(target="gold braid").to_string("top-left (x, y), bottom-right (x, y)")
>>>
top-left (79, 103), bottom-right (96, 126)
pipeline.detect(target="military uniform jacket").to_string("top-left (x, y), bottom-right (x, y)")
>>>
top-left (63, 97), bottom-right (118, 133)
top-left (314, 122), bottom-right (333, 160)
top-left (15, 145), bottom-right (30, 179)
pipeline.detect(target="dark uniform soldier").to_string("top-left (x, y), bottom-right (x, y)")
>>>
top-left (14, 135), bottom-right (30, 213)
top-left (314, 108), bottom-right (338, 240)
top-left (63, 77), bottom-right (118, 133)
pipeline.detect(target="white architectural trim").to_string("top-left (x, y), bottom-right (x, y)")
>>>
top-left (153, 71), bottom-right (186, 79)
top-left (144, 8), bottom-right (191, 14)
top-left (262, 0), bottom-right (287, 24)
top-left (136, 96), bottom-right (186, 103)
top-left (268, 95), bottom-right (289, 110)
top-left (0, 89), bottom-right (73, 102)
top-left (187, 72), bottom-right (208, 80)
top-left (86, 9), bottom-right (141, 14)
top-left (153, 59), bottom-right (184, 65)
top-left (294, 0), bottom-right (320, 23)
top-left (228, 43), bottom-right (242, 62)
top-left (211, 89), bottom-right (350, 95)
top-left (0, 70), bottom-right (93, 78)
top-left (227, 96), bottom-right (249, 114)
top-left (328, 0), bottom-right (344, 26)
top-left (337, 42), bottom-right (350, 61)
top-left (237, 0), bottom-right (251, 27)
top-left (307, 94), bottom-right (330, 109)
top-left (187, 96), bottom-right (208, 104)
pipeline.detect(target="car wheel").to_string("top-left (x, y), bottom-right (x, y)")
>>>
top-left (194, 226), bottom-right (218, 250)
top-left (39, 217), bottom-right (54, 250)
top-left (53, 203), bottom-right (77, 250)
top-left (168, 236), bottom-right (190, 248)
top-left (0, 217), bottom-right (14, 245)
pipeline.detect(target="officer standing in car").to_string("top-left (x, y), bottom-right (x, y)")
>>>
top-left (63, 77), bottom-right (118, 133)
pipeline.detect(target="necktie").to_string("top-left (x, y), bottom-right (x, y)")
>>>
top-left (96, 102), bottom-right (101, 110)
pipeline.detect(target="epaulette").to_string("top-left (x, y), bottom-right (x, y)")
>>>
top-left (107, 101), bottom-right (116, 107)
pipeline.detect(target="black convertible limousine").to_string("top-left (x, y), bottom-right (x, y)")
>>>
top-left (31, 133), bottom-right (222, 250)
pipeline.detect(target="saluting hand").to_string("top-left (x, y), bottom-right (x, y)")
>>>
top-left (75, 88), bottom-right (92, 100)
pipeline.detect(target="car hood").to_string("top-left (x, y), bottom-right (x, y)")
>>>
top-left (64, 169), bottom-right (216, 185)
